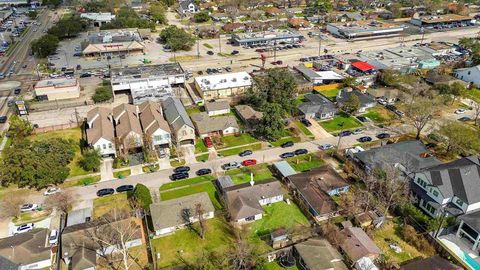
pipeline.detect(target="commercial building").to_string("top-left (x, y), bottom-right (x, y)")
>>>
top-left (326, 20), bottom-right (405, 39)
top-left (194, 72), bottom-right (252, 100)
top-left (230, 29), bottom-right (304, 46)
top-left (295, 65), bottom-right (344, 85)
top-left (410, 14), bottom-right (474, 29)
top-left (80, 12), bottom-right (115, 27)
top-left (0, 0), bottom-right (28, 5)
top-left (82, 28), bottom-right (145, 56)
top-left (34, 78), bottom-right (80, 101)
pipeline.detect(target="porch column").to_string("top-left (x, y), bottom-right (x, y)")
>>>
top-left (456, 220), bottom-right (464, 237)
top-left (473, 233), bottom-right (480, 251)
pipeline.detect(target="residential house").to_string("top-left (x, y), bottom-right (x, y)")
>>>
top-left (412, 155), bottom-right (480, 217)
top-left (426, 70), bottom-right (468, 87)
top-left (288, 18), bottom-right (312, 30)
top-left (62, 217), bottom-right (143, 269)
top-left (211, 13), bottom-right (229, 22)
top-left (205, 100), bottom-right (230, 116)
top-left (113, 104), bottom-right (144, 153)
top-left (191, 112), bottom-right (239, 138)
top-left (216, 175), bottom-right (234, 193)
top-left (454, 65), bottom-right (480, 87)
top-left (162, 97), bottom-right (195, 145)
top-left (294, 238), bottom-right (349, 270)
top-left (177, 0), bottom-right (198, 15)
top-left (353, 140), bottom-right (441, 175)
top-left (289, 166), bottom-right (350, 196)
top-left (234, 105), bottom-right (263, 129)
top-left (340, 227), bottom-right (382, 262)
top-left (298, 93), bottom-right (337, 120)
top-left (224, 178), bottom-right (284, 223)
top-left (150, 192), bottom-right (215, 236)
top-left (366, 87), bottom-right (401, 104)
top-left (197, 26), bottom-right (219, 38)
top-left (80, 12), bottom-right (115, 27)
top-left (222, 22), bottom-right (245, 33)
top-left (0, 229), bottom-right (52, 270)
top-left (265, 7), bottom-right (284, 16)
top-left (400, 255), bottom-right (462, 270)
top-left (272, 160), bottom-right (297, 179)
top-left (138, 101), bottom-right (171, 149)
top-left (455, 210), bottom-right (480, 251)
top-left (194, 72), bottom-right (253, 100)
top-left (336, 88), bottom-right (376, 113)
top-left (85, 107), bottom-right (116, 157)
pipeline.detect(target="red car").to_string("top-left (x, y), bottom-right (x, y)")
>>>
top-left (203, 137), bottom-right (213, 148)
top-left (242, 159), bottom-right (257, 166)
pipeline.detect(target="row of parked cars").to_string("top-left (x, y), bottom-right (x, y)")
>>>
top-left (254, 43), bottom-right (304, 53)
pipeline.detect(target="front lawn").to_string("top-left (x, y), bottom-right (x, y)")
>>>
top-left (60, 175), bottom-right (100, 188)
top-left (217, 143), bottom-right (262, 157)
top-left (195, 140), bottom-right (208, 153)
top-left (293, 120), bottom-right (314, 137)
top-left (270, 136), bottom-right (301, 147)
top-left (466, 88), bottom-right (480, 104)
top-left (150, 218), bottom-right (234, 268)
top-left (225, 163), bottom-right (273, 184)
top-left (93, 193), bottom-right (131, 218)
top-left (215, 133), bottom-right (259, 149)
top-left (319, 113), bottom-right (363, 132)
top-left (363, 107), bottom-right (395, 124)
top-left (286, 153), bottom-right (324, 172)
top-left (160, 182), bottom-right (222, 209)
top-left (159, 175), bottom-right (215, 191)
top-left (265, 262), bottom-right (299, 270)
top-left (318, 88), bottom-right (340, 101)
top-left (114, 169), bottom-right (131, 179)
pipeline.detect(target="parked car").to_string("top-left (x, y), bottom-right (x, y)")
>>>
top-left (242, 159), bottom-right (257, 166)
top-left (170, 172), bottom-right (189, 180)
top-left (15, 223), bottom-right (34, 235)
top-left (239, 150), bottom-right (253, 157)
top-left (222, 161), bottom-right (240, 170)
top-left (116, 185), bottom-right (134, 193)
top-left (356, 116), bottom-right (368, 122)
top-left (43, 187), bottom-right (61, 196)
top-left (207, 50), bottom-right (214, 55)
top-left (300, 118), bottom-right (312, 127)
top-left (281, 141), bottom-right (294, 148)
top-left (196, 168), bottom-right (212, 176)
top-left (352, 128), bottom-right (363, 135)
top-left (49, 229), bottom-right (58, 245)
top-left (204, 137), bottom-right (213, 148)
top-left (96, 188), bottom-right (115, 197)
top-left (458, 116), bottom-right (472, 122)
top-left (80, 72), bottom-right (92, 78)
top-left (14, 88), bottom-right (20, 95)
top-left (231, 50), bottom-right (239, 55)
top-left (293, 148), bottom-right (307, 155)
top-left (20, 204), bottom-right (38, 212)
top-left (0, 116), bottom-right (7, 123)
top-left (280, 152), bottom-right (295, 158)
top-left (174, 166), bottom-right (191, 173)
top-left (358, 136), bottom-right (372, 142)
top-left (376, 133), bottom-right (391, 139)
top-left (319, 144), bottom-right (333, 150)
top-left (338, 130), bottom-right (352, 137)
top-left (455, 109), bottom-right (466, 114)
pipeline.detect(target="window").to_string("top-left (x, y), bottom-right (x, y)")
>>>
top-left (103, 144), bottom-right (106, 150)
top-left (456, 198), bottom-right (464, 206)
top-left (154, 135), bottom-right (162, 141)
top-left (108, 143), bottom-right (112, 149)
top-left (468, 71), bottom-right (471, 75)
top-left (417, 178), bottom-right (427, 188)
top-left (432, 190), bottom-right (439, 197)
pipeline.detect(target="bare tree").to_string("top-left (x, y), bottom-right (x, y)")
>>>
top-left (195, 203), bottom-right (207, 239)
top-left (405, 97), bottom-right (437, 140)
top-left (319, 222), bottom-right (344, 248)
top-left (372, 166), bottom-right (408, 221)
top-left (0, 193), bottom-right (25, 219)
top-left (44, 191), bottom-right (75, 214)
top-left (472, 101), bottom-right (480, 126)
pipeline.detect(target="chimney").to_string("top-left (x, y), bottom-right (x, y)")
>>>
top-left (249, 172), bottom-right (254, 186)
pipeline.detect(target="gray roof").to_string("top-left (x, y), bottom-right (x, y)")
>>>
top-left (162, 97), bottom-right (194, 131)
top-left (273, 161), bottom-right (297, 178)
top-left (205, 100), bottom-right (230, 113)
top-left (190, 112), bottom-right (239, 135)
top-left (296, 65), bottom-right (321, 81)
top-left (336, 89), bottom-right (376, 108)
top-left (179, 0), bottom-right (196, 11)
top-left (298, 93), bottom-right (337, 116)
top-left (420, 156), bottom-right (480, 204)
top-left (67, 208), bottom-right (93, 227)
top-left (400, 255), bottom-right (462, 270)
top-left (354, 140), bottom-right (441, 172)
top-left (0, 229), bottom-right (50, 266)
top-left (340, 227), bottom-right (382, 262)
top-left (71, 247), bottom-right (96, 270)
top-left (150, 192), bottom-right (214, 231)
top-left (217, 175), bottom-right (234, 190)
top-left (0, 256), bottom-right (19, 270)
top-left (295, 238), bottom-right (348, 270)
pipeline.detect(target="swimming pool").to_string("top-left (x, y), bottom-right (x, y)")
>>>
top-left (440, 238), bottom-right (480, 270)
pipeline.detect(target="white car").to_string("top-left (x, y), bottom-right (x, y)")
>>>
top-left (455, 109), bottom-right (466, 114)
top-left (319, 144), bottom-right (333, 150)
top-left (20, 203), bottom-right (38, 212)
top-left (44, 187), bottom-right (61, 196)
top-left (221, 161), bottom-right (240, 170)
top-left (49, 230), bottom-right (58, 245)
top-left (15, 223), bottom-right (34, 234)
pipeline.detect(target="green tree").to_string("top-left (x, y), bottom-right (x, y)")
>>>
top-left (377, 69), bottom-right (399, 87)
top-left (436, 82), bottom-right (466, 105)
top-left (92, 86), bottom-right (113, 103)
top-left (160, 0), bottom-right (175, 6)
top-left (8, 115), bottom-right (33, 139)
top-left (101, 7), bottom-right (155, 30)
top-left (340, 93), bottom-right (360, 115)
top-left (255, 103), bottom-right (285, 141)
top-left (194, 11), bottom-right (210, 23)
top-left (27, 10), bottom-right (38, 19)
top-left (343, 76), bottom-right (357, 87)
top-left (79, 150), bottom-right (101, 172)
top-left (42, 0), bottom-right (62, 7)
top-left (31, 34), bottom-right (59, 58)
top-left (84, 0), bottom-right (110, 12)
top-left (159, 26), bottom-right (195, 51)
top-left (438, 121), bottom-right (480, 155)
top-left (149, 2), bottom-right (167, 24)
top-left (48, 16), bottom-right (87, 39)
top-left (309, 0), bottom-right (333, 12)
top-left (130, 184), bottom-right (152, 210)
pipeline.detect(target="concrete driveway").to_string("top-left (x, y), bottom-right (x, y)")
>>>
top-left (100, 158), bottom-right (114, 181)
top-left (181, 144), bottom-right (197, 165)
top-left (309, 120), bottom-right (334, 139)
top-left (8, 216), bottom-right (51, 236)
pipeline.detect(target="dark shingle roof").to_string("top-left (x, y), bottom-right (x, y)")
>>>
top-left (400, 255), bottom-right (462, 270)
top-left (295, 238), bottom-right (349, 270)
top-left (0, 229), bottom-right (50, 266)
top-left (336, 89), bottom-right (376, 108)
top-left (162, 97), bottom-right (194, 131)
top-left (298, 93), bottom-right (337, 116)
top-left (0, 256), bottom-right (20, 270)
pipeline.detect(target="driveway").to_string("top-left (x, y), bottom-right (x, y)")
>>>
top-left (180, 144), bottom-right (197, 164)
top-left (8, 216), bottom-right (51, 236)
top-left (308, 120), bottom-right (334, 139)
top-left (100, 158), bottom-right (114, 182)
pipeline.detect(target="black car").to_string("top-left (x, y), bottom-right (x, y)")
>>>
top-left (80, 73), bottom-right (92, 78)
top-left (231, 50), bottom-right (239, 55)
top-left (281, 141), bottom-right (294, 148)
top-left (338, 130), bottom-right (352, 137)
top-left (96, 188), bottom-right (115, 197)
top-left (174, 166), bottom-right (190, 173)
top-left (358, 136), bottom-right (372, 143)
top-left (0, 116), bottom-right (7, 123)
top-left (280, 152), bottom-right (295, 158)
top-left (14, 88), bottom-right (20, 95)
top-left (356, 116), bottom-right (368, 122)
top-left (385, 104), bottom-right (397, 111)
top-left (300, 118), bottom-right (312, 127)
top-left (376, 133), bottom-right (391, 139)
top-left (239, 150), bottom-right (253, 157)
top-left (116, 185), bottom-right (134, 193)
top-left (170, 172), bottom-right (189, 180)
top-left (458, 116), bottom-right (472, 122)
top-left (196, 168), bottom-right (212, 176)
top-left (294, 148), bottom-right (308, 155)
top-left (207, 50), bottom-right (214, 55)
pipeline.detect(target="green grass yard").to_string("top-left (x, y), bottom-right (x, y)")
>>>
top-left (186, 106), bottom-right (203, 116)
top-left (160, 182), bottom-right (222, 209)
top-left (466, 88), bottom-right (480, 104)
top-left (293, 120), bottom-right (314, 137)
top-left (160, 175), bottom-right (215, 191)
top-left (270, 136), bottom-right (301, 147)
top-left (319, 113), bottom-right (363, 132)
top-left (286, 153), bottom-right (324, 172)
top-left (113, 169), bottom-right (131, 179)
top-left (93, 193), bottom-right (131, 218)
top-left (319, 88), bottom-right (340, 101)
top-left (215, 133), bottom-right (259, 149)
top-left (195, 140), bottom-right (208, 153)
top-left (225, 163), bottom-right (273, 184)
top-left (363, 107), bottom-right (395, 124)
top-left (60, 175), bottom-right (100, 188)
top-left (217, 143), bottom-right (262, 157)
top-left (265, 262), bottom-right (299, 270)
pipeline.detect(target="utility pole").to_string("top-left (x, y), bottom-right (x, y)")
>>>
top-left (318, 29), bottom-right (322, 58)
top-left (218, 34), bottom-right (222, 54)
top-left (273, 41), bottom-right (277, 62)
top-left (196, 39), bottom-right (200, 58)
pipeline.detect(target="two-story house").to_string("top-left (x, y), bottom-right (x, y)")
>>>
top-left (162, 97), bottom-right (195, 145)
top-left (177, 0), bottom-right (198, 15)
top-left (113, 104), bottom-right (144, 154)
top-left (138, 101), bottom-right (171, 150)
top-left (85, 107), bottom-right (116, 157)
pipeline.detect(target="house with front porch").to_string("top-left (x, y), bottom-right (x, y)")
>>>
top-left (113, 103), bottom-right (144, 154)
top-left (85, 107), bottom-right (116, 157)
top-left (138, 101), bottom-right (171, 149)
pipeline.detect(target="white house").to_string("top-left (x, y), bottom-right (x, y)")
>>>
top-left (138, 101), bottom-right (171, 149)
top-left (85, 107), bottom-right (116, 157)
top-left (150, 192), bottom-right (215, 236)
top-left (454, 65), bottom-right (480, 87)
top-left (178, 0), bottom-right (198, 15)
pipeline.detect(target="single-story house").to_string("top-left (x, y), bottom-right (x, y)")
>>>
top-left (222, 22), bottom-right (245, 32)
top-left (150, 192), bottom-right (215, 236)
top-left (287, 165), bottom-right (350, 196)
top-left (0, 229), bottom-right (52, 270)
top-left (340, 227), bottom-right (382, 262)
top-left (294, 238), bottom-right (349, 270)
top-left (426, 70), bottom-right (468, 87)
top-left (366, 87), bottom-right (401, 104)
top-left (216, 175), bottom-right (234, 193)
top-left (80, 12), bottom-right (115, 27)
top-left (454, 65), bottom-right (480, 87)
top-left (205, 100), bottom-right (230, 116)
top-left (336, 88), bottom-right (376, 113)
top-left (191, 112), bottom-right (239, 138)
top-left (224, 179), bottom-right (284, 223)
top-left (400, 255), bottom-right (462, 270)
top-left (288, 18), bottom-right (312, 30)
top-left (85, 107), bottom-right (116, 157)
top-left (298, 93), bottom-right (337, 120)
top-left (234, 105), bottom-right (263, 129)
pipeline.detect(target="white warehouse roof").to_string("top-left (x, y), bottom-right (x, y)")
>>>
top-left (315, 71), bottom-right (344, 80)
top-left (195, 72), bottom-right (252, 92)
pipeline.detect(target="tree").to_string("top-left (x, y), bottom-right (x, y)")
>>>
top-left (47, 16), bottom-right (87, 39)
top-left (372, 165), bottom-right (408, 221)
top-left (0, 193), bottom-right (25, 219)
top-left (255, 103), bottom-right (285, 141)
top-left (449, 82), bottom-right (466, 104)
top-left (130, 184), bottom-right (152, 210)
top-left (42, 0), bottom-right (62, 7)
top-left (159, 26), bottom-right (195, 51)
top-left (472, 101), bottom-right (480, 126)
top-left (195, 203), bottom-right (207, 239)
top-left (194, 11), bottom-right (210, 23)
top-left (438, 121), bottom-right (480, 155)
top-left (342, 76), bottom-right (357, 87)
top-left (31, 34), bottom-right (59, 58)
top-left (8, 115), bottom-right (33, 139)
top-left (309, 0), bottom-right (333, 12)
top-left (341, 93), bottom-right (360, 115)
top-left (150, 2), bottom-right (167, 24)
top-left (28, 10), bottom-right (38, 19)
top-left (44, 191), bottom-right (75, 214)
top-left (79, 149), bottom-right (101, 172)
top-left (92, 86), bottom-right (113, 103)
top-left (377, 69), bottom-right (399, 87)
top-left (102, 7), bottom-right (155, 30)
top-left (404, 97), bottom-right (437, 139)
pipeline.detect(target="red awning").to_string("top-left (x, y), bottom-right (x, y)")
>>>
top-left (351, 61), bottom-right (374, 72)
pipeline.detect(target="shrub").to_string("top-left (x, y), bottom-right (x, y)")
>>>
top-left (92, 86), bottom-right (113, 103)
top-left (130, 184), bottom-right (152, 210)
top-left (79, 150), bottom-right (101, 172)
